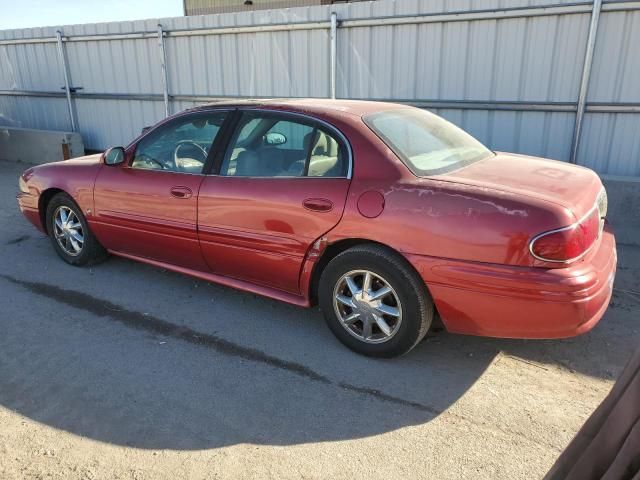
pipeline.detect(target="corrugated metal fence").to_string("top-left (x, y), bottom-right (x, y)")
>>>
top-left (0, 0), bottom-right (639, 176)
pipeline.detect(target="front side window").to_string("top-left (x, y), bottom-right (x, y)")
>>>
top-left (132, 111), bottom-right (228, 174)
top-left (363, 108), bottom-right (494, 176)
top-left (220, 112), bottom-right (347, 178)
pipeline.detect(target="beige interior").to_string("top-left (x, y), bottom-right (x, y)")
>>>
top-left (306, 130), bottom-right (340, 177)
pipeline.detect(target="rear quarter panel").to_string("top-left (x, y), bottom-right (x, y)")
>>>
top-left (317, 113), bottom-right (575, 268)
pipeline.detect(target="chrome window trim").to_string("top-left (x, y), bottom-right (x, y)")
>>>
top-left (528, 189), bottom-right (606, 264)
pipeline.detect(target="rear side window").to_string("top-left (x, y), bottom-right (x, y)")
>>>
top-left (219, 112), bottom-right (348, 178)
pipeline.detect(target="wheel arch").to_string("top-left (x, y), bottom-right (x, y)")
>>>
top-left (38, 188), bottom-right (67, 235)
top-left (308, 238), bottom-right (434, 307)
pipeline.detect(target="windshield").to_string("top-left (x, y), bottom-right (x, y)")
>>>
top-left (363, 108), bottom-right (494, 175)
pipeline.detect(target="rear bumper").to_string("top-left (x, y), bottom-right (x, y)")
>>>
top-left (407, 225), bottom-right (617, 339)
top-left (17, 192), bottom-right (46, 233)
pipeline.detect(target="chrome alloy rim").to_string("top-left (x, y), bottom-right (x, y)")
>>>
top-left (53, 206), bottom-right (84, 256)
top-left (333, 270), bottom-right (403, 344)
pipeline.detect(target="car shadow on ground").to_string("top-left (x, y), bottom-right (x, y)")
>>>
top-left (0, 259), bottom-right (495, 449)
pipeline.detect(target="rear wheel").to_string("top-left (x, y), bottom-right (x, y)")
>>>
top-left (318, 244), bottom-right (433, 357)
top-left (46, 192), bottom-right (108, 266)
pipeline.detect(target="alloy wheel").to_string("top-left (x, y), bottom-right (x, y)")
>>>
top-left (332, 269), bottom-right (403, 344)
top-left (53, 206), bottom-right (84, 256)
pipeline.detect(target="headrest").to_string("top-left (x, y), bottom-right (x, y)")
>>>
top-left (304, 130), bottom-right (335, 156)
top-left (235, 150), bottom-right (260, 176)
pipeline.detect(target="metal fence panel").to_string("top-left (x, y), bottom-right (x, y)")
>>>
top-left (74, 98), bottom-right (166, 149)
top-left (0, 95), bottom-right (70, 131)
top-left (0, 35), bottom-right (62, 91)
top-left (0, 0), bottom-right (638, 177)
top-left (578, 7), bottom-right (640, 175)
top-left (580, 113), bottom-right (640, 176)
top-left (338, 11), bottom-right (589, 101)
top-left (588, 9), bottom-right (640, 103)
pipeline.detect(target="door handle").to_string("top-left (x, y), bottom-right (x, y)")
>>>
top-left (303, 198), bottom-right (333, 212)
top-left (170, 186), bottom-right (193, 199)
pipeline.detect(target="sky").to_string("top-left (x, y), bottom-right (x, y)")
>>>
top-left (0, 0), bottom-right (184, 30)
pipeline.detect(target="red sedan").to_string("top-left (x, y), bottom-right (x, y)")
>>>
top-left (16, 100), bottom-right (616, 357)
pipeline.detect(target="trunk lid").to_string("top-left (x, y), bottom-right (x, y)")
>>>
top-left (438, 152), bottom-right (603, 221)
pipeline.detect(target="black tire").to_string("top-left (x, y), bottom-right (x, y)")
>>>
top-left (45, 192), bottom-right (108, 266)
top-left (318, 244), bottom-right (433, 358)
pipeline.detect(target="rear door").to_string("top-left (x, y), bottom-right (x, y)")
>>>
top-left (197, 110), bottom-right (352, 294)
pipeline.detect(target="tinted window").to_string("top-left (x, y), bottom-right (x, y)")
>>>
top-left (132, 111), bottom-right (227, 174)
top-left (363, 108), bottom-right (493, 175)
top-left (220, 113), bottom-right (347, 178)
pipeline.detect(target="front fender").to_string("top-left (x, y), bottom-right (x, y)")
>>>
top-left (20, 155), bottom-right (103, 233)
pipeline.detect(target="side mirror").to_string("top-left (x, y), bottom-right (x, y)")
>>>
top-left (103, 146), bottom-right (125, 166)
top-left (264, 132), bottom-right (286, 146)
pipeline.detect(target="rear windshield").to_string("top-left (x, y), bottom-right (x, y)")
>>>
top-left (363, 108), bottom-right (494, 175)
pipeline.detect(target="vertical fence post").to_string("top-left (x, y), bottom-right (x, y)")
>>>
top-left (570, 0), bottom-right (602, 164)
top-left (157, 24), bottom-right (170, 117)
top-left (330, 12), bottom-right (337, 99)
top-left (55, 30), bottom-right (76, 132)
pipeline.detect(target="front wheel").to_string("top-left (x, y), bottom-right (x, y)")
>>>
top-left (318, 244), bottom-right (433, 358)
top-left (45, 192), bottom-right (108, 266)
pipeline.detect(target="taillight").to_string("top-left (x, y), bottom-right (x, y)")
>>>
top-left (530, 208), bottom-right (601, 263)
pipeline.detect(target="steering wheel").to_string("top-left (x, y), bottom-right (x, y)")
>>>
top-left (173, 141), bottom-right (208, 170)
top-left (134, 153), bottom-right (166, 170)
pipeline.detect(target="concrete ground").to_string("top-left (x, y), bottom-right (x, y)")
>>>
top-left (0, 159), bottom-right (639, 480)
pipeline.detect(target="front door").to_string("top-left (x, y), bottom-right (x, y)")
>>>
top-left (93, 110), bottom-right (229, 271)
top-left (197, 110), bottom-right (352, 294)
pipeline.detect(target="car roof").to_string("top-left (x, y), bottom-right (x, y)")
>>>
top-left (187, 98), bottom-right (409, 118)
